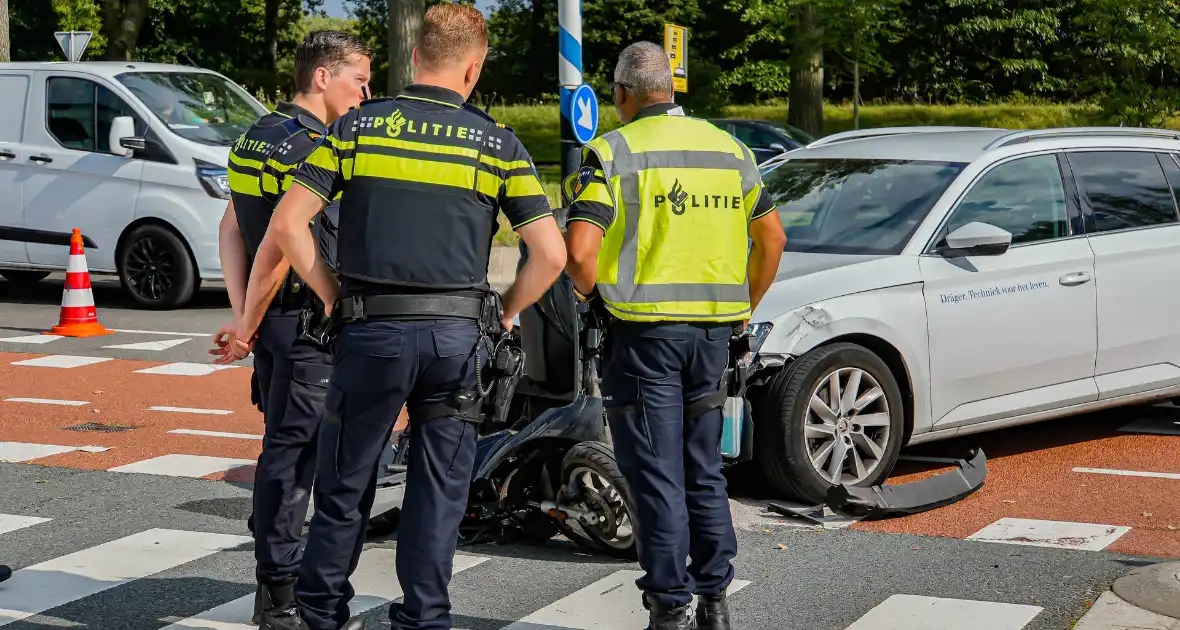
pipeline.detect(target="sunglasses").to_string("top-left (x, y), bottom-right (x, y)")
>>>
top-left (608, 81), bottom-right (632, 92)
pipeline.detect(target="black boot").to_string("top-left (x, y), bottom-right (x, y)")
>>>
top-left (251, 583), bottom-right (272, 625)
top-left (643, 593), bottom-right (695, 630)
top-left (258, 583), bottom-right (307, 630)
top-left (694, 592), bottom-right (730, 630)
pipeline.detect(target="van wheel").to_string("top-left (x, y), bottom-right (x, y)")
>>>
top-left (118, 224), bottom-right (196, 310)
top-left (0, 270), bottom-right (51, 284)
top-left (754, 342), bottom-right (905, 505)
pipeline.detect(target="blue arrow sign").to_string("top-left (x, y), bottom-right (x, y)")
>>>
top-left (570, 83), bottom-right (598, 145)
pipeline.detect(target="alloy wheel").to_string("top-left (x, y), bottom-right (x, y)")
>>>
top-left (804, 367), bottom-right (892, 485)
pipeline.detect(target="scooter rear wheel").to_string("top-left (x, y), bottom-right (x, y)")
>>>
top-left (555, 441), bottom-right (637, 560)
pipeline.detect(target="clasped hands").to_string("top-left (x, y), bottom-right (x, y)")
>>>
top-left (209, 318), bottom-right (257, 365)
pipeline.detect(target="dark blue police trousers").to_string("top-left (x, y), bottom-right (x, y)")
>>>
top-left (295, 319), bottom-right (481, 630)
top-left (250, 309), bottom-right (333, 587)
top-left (601, 321), bottom-right (739, 609)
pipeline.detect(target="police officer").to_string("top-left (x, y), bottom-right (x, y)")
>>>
top-left (261, 5), bottom-right (567, 630)
top-left (563, 42), bottom-right (787, 630)
top-left (210, 30), bottom-right (372, 625)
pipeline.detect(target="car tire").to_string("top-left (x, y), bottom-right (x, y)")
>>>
top-left (754, 342), bottom-right (905, 504)
top-left (0, 270), bottom-right (51, 284)
top-left (117, 224), bottom-right (196, 310)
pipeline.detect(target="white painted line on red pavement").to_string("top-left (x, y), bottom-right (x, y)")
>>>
top-left (502, 570), bottom-right (750, 630)
top-left (0, 442), bottom-right (82, 462)
top-left (0, 528), bottom-right (250, 627)
top-left (966, 517), bottom-right (1130, 551)
top-left (844, 594), bottom-right (1042, 630)
top-left (4, 398), bottom-right (88, 406)
top-left (0, 335), bottom-right (62, 345)
top-left (1073, 467), bottom-right (1180, 481)
top-left (104, 338), bottom-right (191, 351)
top-left (135, 362), bottom-right (242, 376)
top-left (10, 355), bottom-right (111, 368)
top-left (150, 406), bottom-right (233, 415)
top-left (109, 454), bottom-right (256, 477)
top-left (76, 446), bottom-right (110, 453)
top-left (159, 549), bottom-right (487, 630)
top-left (111, 328), bottom-right (213, 337)
top-left (0, 514), bottom-right (52, 536)
top-left (168, 429), bottom-right (260, 440)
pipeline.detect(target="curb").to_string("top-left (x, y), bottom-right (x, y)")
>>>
top-left (1073, 562), bottom-right (1180, 630)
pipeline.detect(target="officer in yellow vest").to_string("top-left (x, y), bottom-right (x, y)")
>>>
top-left (563, 41), bottom-right (786, 630)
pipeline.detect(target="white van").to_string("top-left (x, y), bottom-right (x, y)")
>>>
top-left (0, 61), bottom-right (270, 308)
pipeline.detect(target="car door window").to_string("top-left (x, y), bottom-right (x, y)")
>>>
top-left (733, 124), bottom-right (783, 149)
top-left (47, 76), bottom-right (145, 154)
top-left (1068, 151), bottom-right (1180, 232)
top-left (944, 154), bottom-right (1070, 245)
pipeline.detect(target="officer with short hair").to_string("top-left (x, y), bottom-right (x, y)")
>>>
top-left (563, 41), bottom-right (787, 630)
top-left (261, 5), bottom-right (567, 630)
top-left (211, 29), bottom-right (372, 625)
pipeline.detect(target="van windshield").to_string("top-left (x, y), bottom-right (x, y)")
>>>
top-left (761, 158), bottom-right (967, 255)
top-left (115, 71), bottom-right (268, 146)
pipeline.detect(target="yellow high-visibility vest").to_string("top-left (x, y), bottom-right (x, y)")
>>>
top-left (575, 112), bottom-right (764, 322)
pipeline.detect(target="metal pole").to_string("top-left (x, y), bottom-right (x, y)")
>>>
top-left (558, 0), bottom-right (582, 187)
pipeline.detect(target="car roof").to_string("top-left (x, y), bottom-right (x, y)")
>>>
top-left (0, 61), bottom-right (219, 78)
top-left (770, 126), bottom-right (1180, 165)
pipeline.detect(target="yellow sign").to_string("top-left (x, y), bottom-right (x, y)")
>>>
top-left (664, 23), bottom-right (688, 93)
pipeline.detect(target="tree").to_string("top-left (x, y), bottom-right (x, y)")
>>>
top-left (386, 0), bottom-right (424, 96)
top-left (0, 0), bottom-right (9, 62)
top-left (102, 0), bottom-right (150, 60)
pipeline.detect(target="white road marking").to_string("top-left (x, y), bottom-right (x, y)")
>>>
top-left (0, 528), bottom-right (250, 626)
top-left (843, 594), bottom-right (1042, 630)
top-left (0, 335), bottom-right (62, 345)
top-left (160, 549), bottom-right (487, 630)
top-left (966, 517), bottom-right (1130, 551)
top-left (77, 445), bottom-right (110, 453)
top-left (0, 442), bottom-right (82, 462)
top-left (4, 397), bottom-right (88, 406)
top-left (134, 362), bottom-right (242, 376)
top-left (109, 454), bottom-right (256, 477)
top-left (1073, 467), bottom-right (1180, 481)
top-left (0, 514), bottom-right (52, 536)
top-left (168, 429), bottom-right (260, 440)
top-left (110, 328), bottom-right (213, 337)
top-left (503, 570), bottom-right (750, 630)
top-left (103, 338), bottom-right (191, 351)
top-left (10, 355), bottom-right (112, 368)
top-left (150, 406), bottom-right (233, 415)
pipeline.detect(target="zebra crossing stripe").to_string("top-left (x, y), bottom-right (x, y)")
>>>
top-left (502, 569), bottom-right (751, 629)
top-left (161, 549), bottom-right (488, 629)
top-left (0, 514), bottom-right (51, 536)
top-left (0, 528), bottom-right (250, 626)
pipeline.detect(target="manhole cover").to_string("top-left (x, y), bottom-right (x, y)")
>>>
top-left (62, 422), bottom-right (136, 433)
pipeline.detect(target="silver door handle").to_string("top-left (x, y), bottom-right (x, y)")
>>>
top-left (1060, 271), bottom-right (1091, 286)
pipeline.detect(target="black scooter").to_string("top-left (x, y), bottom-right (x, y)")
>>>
top-left (363, 251), bottom-right (637, 560)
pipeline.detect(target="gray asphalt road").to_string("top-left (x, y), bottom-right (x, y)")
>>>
top-left (0, 462), bottom-right (1144, 630)
top-left (0, 273), bottom-right (233, 363)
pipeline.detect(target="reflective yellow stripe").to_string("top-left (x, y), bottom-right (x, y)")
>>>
top-left (481, 155), bottom-right (532, 171)
top-left (265, 158), bottom-right (297, 173)
top-left (228, 169), bottom-right (262, 196)
top-left (604, 301), bottom-right (751, 322)
top-left (306, 145), bottom-right (339, 173)
top-left (353, 153), bottom-right (502, 197)
top-left (327, 136), bottom-right (356, 151)
top-left (505, 174), bottom-right (545, 198)
top-left (229, 152), bottom-right (263, 171)
top-left (359, 135), bottom-right (480, 159)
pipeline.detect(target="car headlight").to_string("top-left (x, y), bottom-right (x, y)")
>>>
top-left (195, 158), bottom-right (231, 200)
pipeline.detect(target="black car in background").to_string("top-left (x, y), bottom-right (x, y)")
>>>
top-left (709, 118), bottom-right (817, 163)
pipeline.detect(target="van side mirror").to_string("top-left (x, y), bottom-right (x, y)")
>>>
top-left (937, 222), bottom-right (1012, 257)
top-left (108, 116), bottom-right (143, 157)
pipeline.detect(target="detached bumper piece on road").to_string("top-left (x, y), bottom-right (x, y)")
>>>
top-left (770, 449), bottom-right (988, 523)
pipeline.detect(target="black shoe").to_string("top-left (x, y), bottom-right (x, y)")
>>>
top-left (0, 565), bottom-right (11, 583)
top-left (643, 593), bottom-right (695, 630)
top-left (258, 583), bottom-right (305, 630)
top-left (694, 592), bottom-right (730, 630)
top-left (251, 583), bottom-right (272, 625)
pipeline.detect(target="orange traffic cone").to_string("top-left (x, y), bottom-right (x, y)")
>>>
top-left (46, 229), bottom-right (113, 338)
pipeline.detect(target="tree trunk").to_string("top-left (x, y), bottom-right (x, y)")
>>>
top-left (853, 59), bottom-right (860, 130)
top-left (787, 3), bottom-right (824, 137)
top-left (264, 0), bottom-right (280, 80)
top-left (102, 0), bottom-right (150, 61)
top-left (0, 0), bottom-right (9, 63)
top-left (388, 0), bottom-right (426, 97)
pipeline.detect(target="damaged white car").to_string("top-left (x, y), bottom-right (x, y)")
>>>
top-left (741, 126), bottom-right (1180, 504)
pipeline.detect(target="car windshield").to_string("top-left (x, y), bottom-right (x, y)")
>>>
top-left (762, 158), bottom-right (967, 255)
top-left (115, 71), bottom-right (268, 146)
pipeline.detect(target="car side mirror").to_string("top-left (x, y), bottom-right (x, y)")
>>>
top-left (938, 221), bottom-right (1012, 257)
top-left (769, 142), bottom-right (787, 152)
top-left (109, 116), bottom-right (143, 157)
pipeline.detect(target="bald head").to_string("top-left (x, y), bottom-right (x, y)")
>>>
top-left (614, 41), bottom-right (674, 103)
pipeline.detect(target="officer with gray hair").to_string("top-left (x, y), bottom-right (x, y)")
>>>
top-left (563, 39), bottom-right (786, 630)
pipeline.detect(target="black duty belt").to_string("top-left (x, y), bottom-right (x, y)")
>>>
top-left (339, 294), bottom-right (485, 321)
